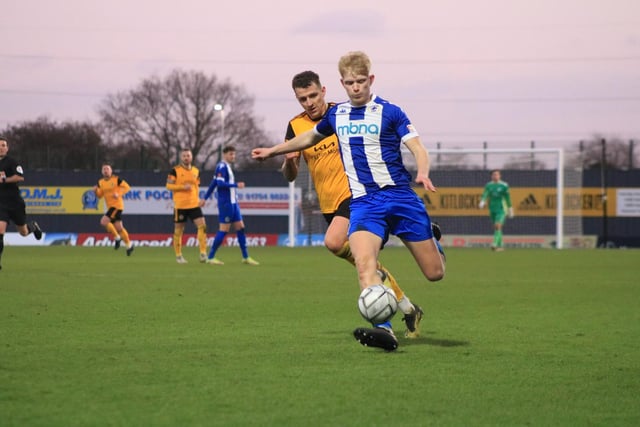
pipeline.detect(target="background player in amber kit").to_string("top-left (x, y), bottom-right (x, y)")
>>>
top-left (0, 137), bottom-right (43, 271)
top-left (166, 148), bottom-right (208, 263)
top-left (93, 162), bottom-right (134, 256)
top-left (282, 70), bottom-right (424, 338)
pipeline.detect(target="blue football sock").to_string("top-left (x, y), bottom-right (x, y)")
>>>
top-left (208, 231), bottom-right (227, 259)
top-left (236, 228), bottom-right (249, 259)
top-left (374, 320), bottom-right (392, 330)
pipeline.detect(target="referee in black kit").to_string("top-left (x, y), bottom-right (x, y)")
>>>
top-left (0, 136), bottom-right (43, 270)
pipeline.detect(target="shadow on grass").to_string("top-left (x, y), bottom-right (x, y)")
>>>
top-left (401, 336), bottom-right (470, 347)
top-left (324, 329), bottom-right (469, 348)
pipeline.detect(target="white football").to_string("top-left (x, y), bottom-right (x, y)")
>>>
top-left (358, 284), bottom-right (398, 324)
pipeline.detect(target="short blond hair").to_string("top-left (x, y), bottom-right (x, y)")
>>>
top-left (338, 51), bottom-right (371, 77)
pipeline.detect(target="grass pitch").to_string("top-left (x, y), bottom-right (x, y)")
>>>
top-left (1, 246), bottom-right (639, 426)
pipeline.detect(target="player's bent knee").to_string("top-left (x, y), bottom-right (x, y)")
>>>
top-left (424, 261), bottom-right (445, 282)
top-left (325, 242), bottom-right (343, 254)
top-left (324, 237), bottom-right (345, 254)
top-left (426, 270), bottom-right (445, 282)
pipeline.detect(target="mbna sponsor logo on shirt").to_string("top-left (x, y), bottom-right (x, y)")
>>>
top-left (337, 122), bottom-right (380, 137)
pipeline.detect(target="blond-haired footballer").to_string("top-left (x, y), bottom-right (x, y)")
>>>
top-left (282, 70), bottom-right (433, 339)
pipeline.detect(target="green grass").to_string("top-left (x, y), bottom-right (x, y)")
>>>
top-left (1, 246), bottom-right (639, 426)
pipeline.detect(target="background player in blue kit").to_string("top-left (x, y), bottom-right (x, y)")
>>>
top-left (202, 145), bottom-right (259, 266)
top-left (252, 51), bottom-right (445, 351)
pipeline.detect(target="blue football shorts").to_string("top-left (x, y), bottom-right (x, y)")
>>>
top-left (218, 202), bottom-right (243, 224)
top-left (348, 186), bottom-right (433, 242)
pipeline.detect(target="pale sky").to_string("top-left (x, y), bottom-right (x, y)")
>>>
top-left (2, 0), bottom-right (639, 151)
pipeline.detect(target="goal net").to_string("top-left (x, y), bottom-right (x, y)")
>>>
top-left (286, 159), bottom-right (328, 247)
top-left (287, 147), bottom-right (586, 249)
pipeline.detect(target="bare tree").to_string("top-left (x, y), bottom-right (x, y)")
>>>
top-left (432, 152), bottom-right (476, 170)
top-left (98, 69), bottom-right (276, 170)
top-left (503, 155), bottom-right (548, 170)
top-left (571, 136), bottom-right (638, 170)
top-left (2, 117), bottom-right (104, 170)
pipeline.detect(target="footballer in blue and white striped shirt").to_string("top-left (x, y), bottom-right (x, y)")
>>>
top-left (252, 51), bottom-right (445, 351)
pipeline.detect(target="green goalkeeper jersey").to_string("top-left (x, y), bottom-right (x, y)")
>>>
top-left (481, 180), bottom-right (512, 212)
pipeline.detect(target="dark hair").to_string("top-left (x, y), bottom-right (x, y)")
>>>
top-left (222, 145), bottom-right (236, 154)
top-left (292, 71), bottom-right (321, 90)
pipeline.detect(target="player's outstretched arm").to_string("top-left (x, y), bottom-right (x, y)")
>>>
top-left (252, 130), bottom-right (324, 160)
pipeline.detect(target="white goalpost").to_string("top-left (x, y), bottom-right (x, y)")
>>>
top-left (429, 148), bottom-right (566, 249)
top-left (287, 146), bottom-right (584, 250)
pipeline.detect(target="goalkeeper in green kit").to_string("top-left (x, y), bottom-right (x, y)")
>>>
top-left (478, 170), bottom-right (513, 251)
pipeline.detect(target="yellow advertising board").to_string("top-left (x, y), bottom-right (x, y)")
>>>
top-left (414, 187), bottom-right (616, 217)
top-left (21, 185), bottom-right (619, 217)
top-left (22, 187), bottom-right (102, 215)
